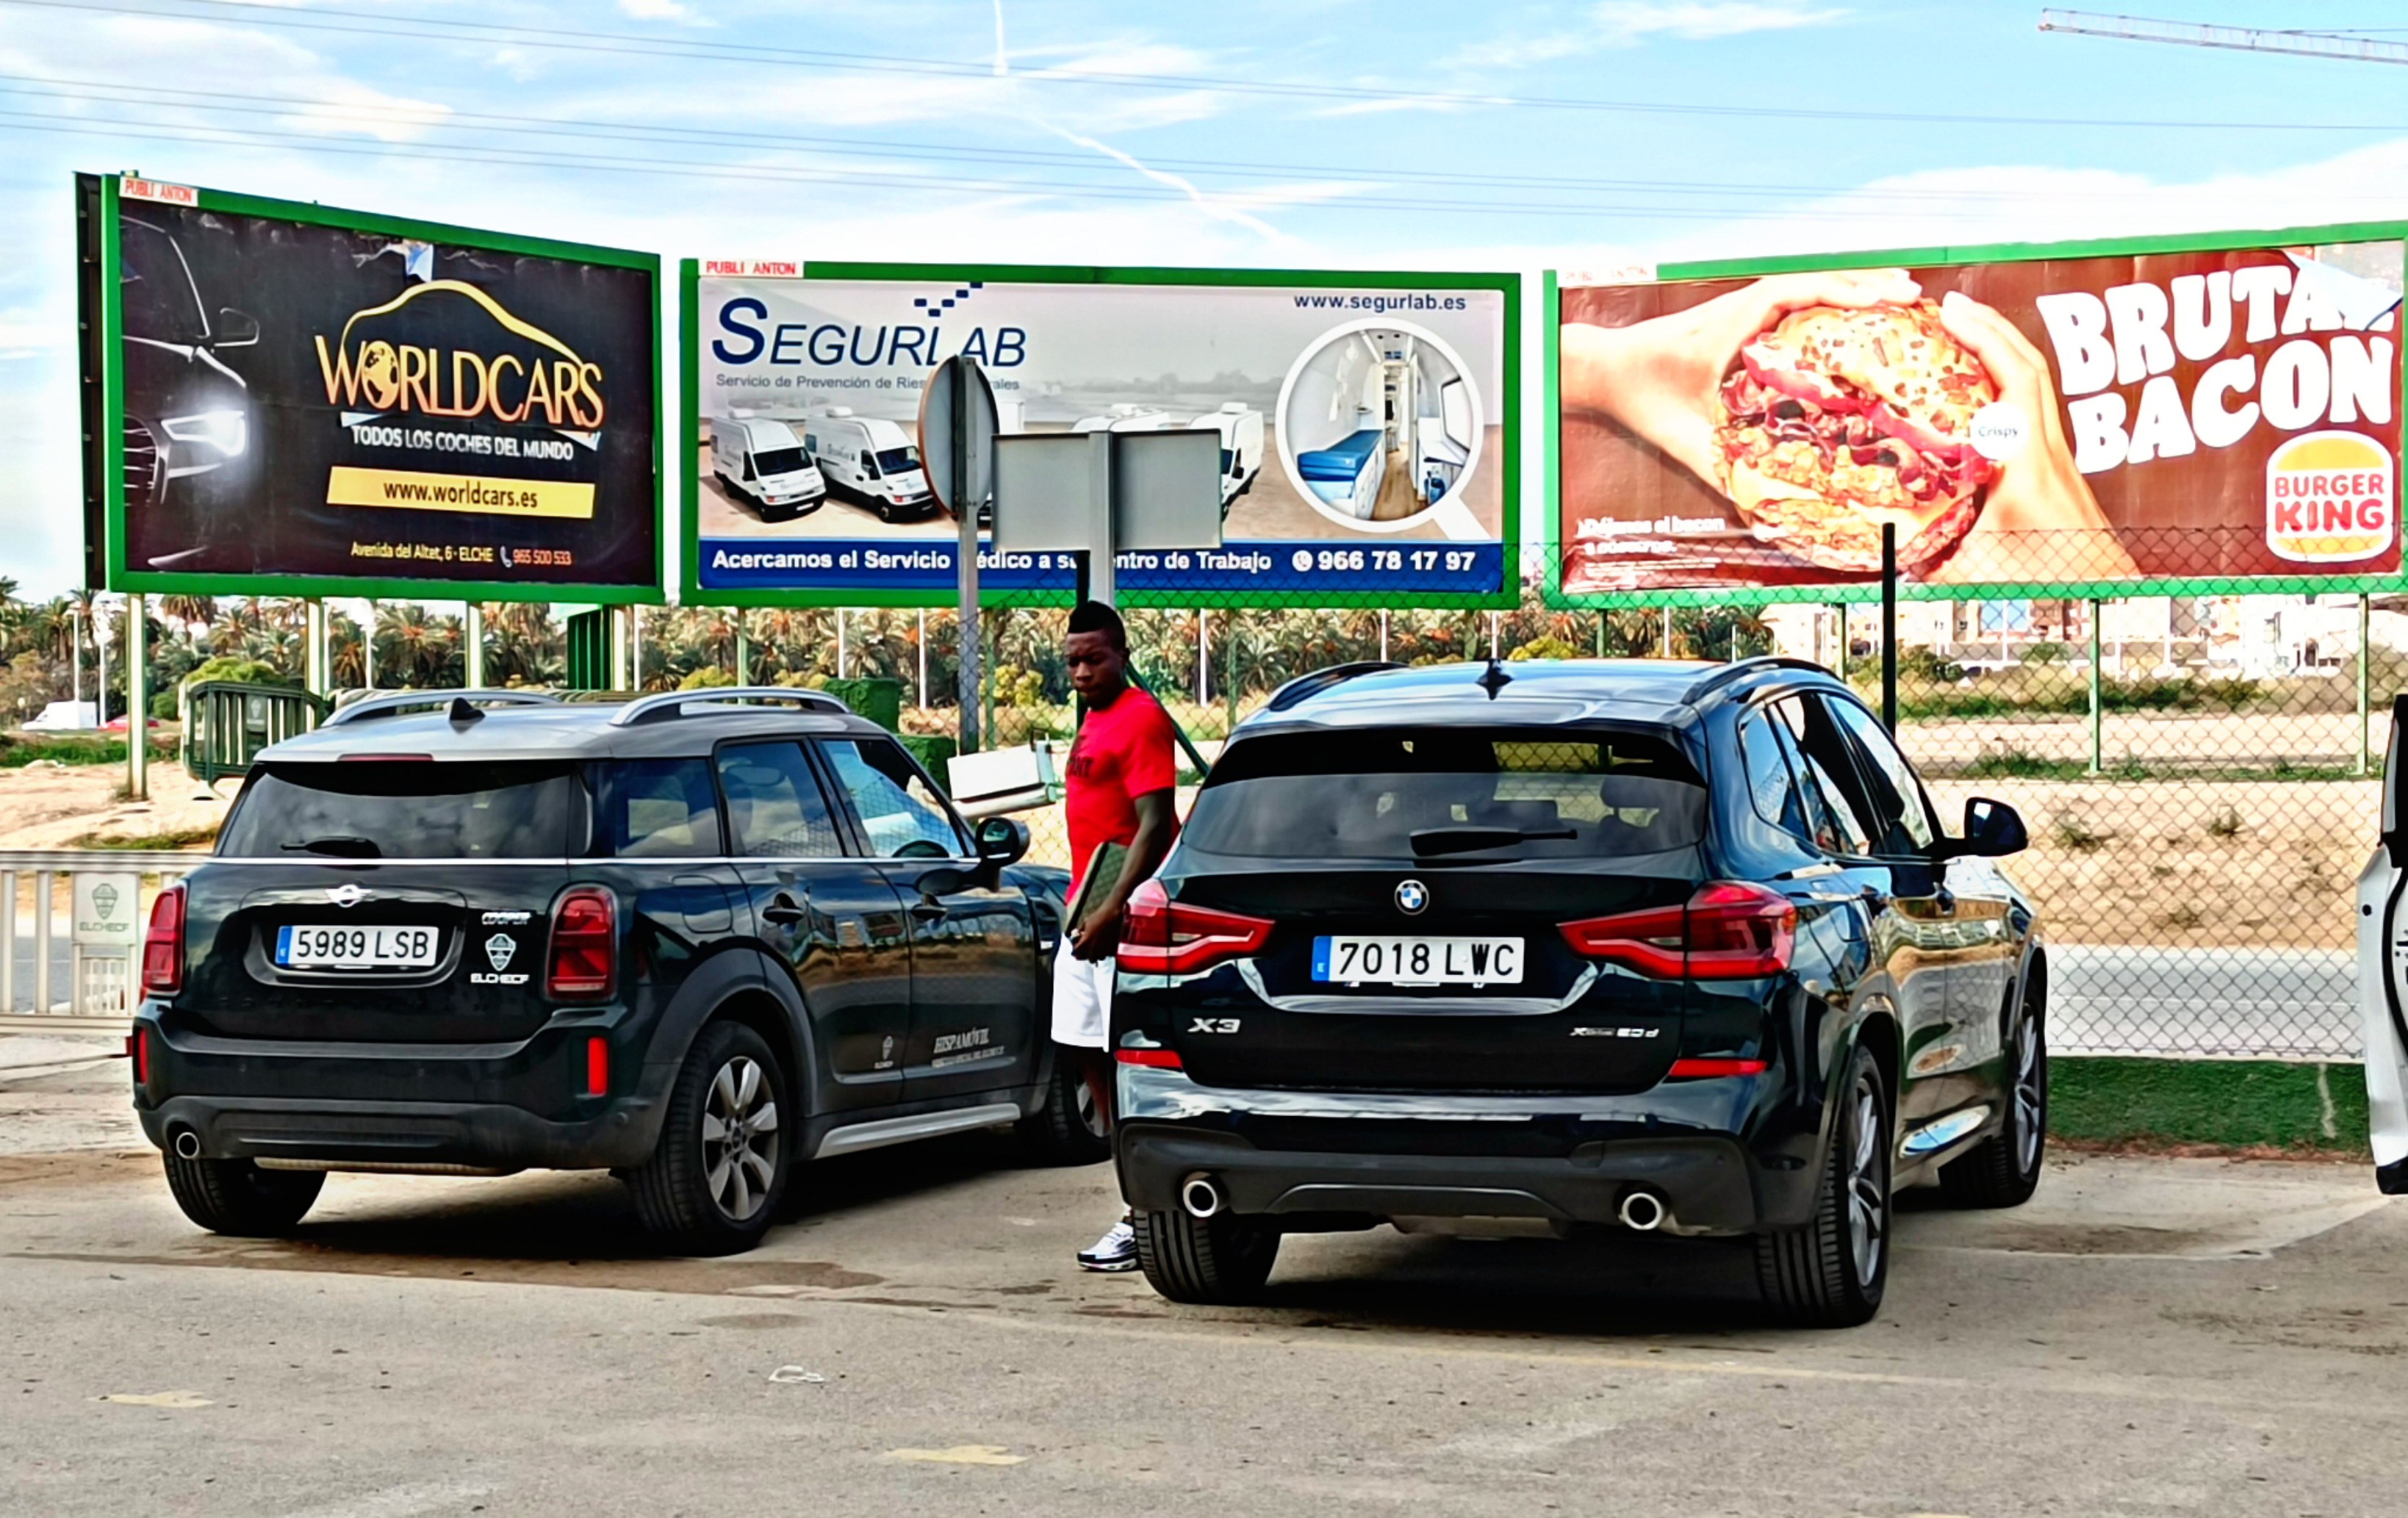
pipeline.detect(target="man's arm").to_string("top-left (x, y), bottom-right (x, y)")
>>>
top-left (1070, 788), bottom-right (1174, 961)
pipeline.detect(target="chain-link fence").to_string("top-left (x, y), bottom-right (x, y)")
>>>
top-left (647, 531), bottom-right (2383, 1065)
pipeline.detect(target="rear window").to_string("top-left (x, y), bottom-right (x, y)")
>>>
top-left (221, 762), bottom-right (583, 860)
top-left (1185, 727), bottom-right (1706, 861)
top-left (596, 758), bottom-right (722, 859)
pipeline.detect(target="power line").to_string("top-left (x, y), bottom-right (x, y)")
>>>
top-left (14, 0), bottom-right (2408, 133)
top-left (0, 75), bottom-right (2223, 208)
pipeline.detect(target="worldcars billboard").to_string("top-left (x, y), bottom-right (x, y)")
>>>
top-left (683, 261), bottom-right (1517, 608)
top-left (79, 174), bottom-right (661, 600)
top-left (1550, 226), bottom-right (2406, 603)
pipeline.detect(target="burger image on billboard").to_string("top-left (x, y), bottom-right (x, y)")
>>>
top-left (2265, 430), bottom-right (2394, 564)
top-left (1711, 299), bottom-right (1997, 573)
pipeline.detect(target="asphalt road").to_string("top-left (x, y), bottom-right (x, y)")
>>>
top-left (2, 1044), bottom-right (2403, 1517)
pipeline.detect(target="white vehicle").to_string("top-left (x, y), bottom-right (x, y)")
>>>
top-left (711, 417), bottom-right (826, 522)
top-left (23, 700), bottom-right (100, 733)
top-left (803, 409), bottom-right (935, 522)
top-left (1070, 402), bottom-right (1262, 510)
top-left (2354, 691), bottom-right (2408, 1196)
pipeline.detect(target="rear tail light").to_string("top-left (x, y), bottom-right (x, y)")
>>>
top-left (1115, 879), bottom-right (1273, 976)
top-left (546, 888), bottom-right (617, 1000)
top-left (1559, 881), bottom-right (1795, 980)
top-left (585, 1036), bottom-right (610, 1096)
top-left (1667, 1057), bottom-right (1768, 1079)
top-left (1115, 1047), bottom-right (1184, 1069)
top-left (141, 883), bottom-right (185, 996)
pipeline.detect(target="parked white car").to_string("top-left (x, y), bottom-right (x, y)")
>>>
top-left (22, 700), bottom-right (99, 732)
top-left (2354, 691), bottom-right (2408, 1196)
top-left (711, 417), bottom-right (827, 522)
top-left (803, 410), bottom-right (935, 522)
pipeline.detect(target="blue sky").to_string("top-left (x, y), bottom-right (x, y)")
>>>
top-left (7, 0), bottom-right (2408, 594)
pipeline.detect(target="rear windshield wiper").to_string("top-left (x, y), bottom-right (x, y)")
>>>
top-left (280, 836), bottom-right (383, 858)
top-left (1409, 826), bottom-right (1575, 857)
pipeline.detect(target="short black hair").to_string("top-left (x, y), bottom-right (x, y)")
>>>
top-left (1067, 600), bottom-right (1126, 650)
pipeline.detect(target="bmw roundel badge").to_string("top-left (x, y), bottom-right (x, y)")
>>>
top-left (1394, 879), bottom-right (1429, 915)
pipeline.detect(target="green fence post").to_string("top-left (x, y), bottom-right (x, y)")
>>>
top-left (2360, 592), bottom-right (2373, 777)
top-left (2087, 598), bottom-right (2105, 777)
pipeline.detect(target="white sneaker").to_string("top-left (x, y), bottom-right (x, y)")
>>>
top-left (1076, 1216), bottom-right (1137, 1272)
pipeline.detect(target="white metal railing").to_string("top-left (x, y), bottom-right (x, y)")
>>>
top-left (0, 849), bottom-right (207, 1021)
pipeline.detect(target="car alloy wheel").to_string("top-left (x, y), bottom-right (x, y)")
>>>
top-left (1846, 1071), bottom-right (1886, 1288)
top-left (1074, 1073), bottom-right (1107, 1142)
top-left (702, 1054), bottom-right (780, 1223)
top-left (2012, 1002), bottom-right (2044, 1176)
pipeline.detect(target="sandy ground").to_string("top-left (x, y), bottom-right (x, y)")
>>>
top-left (1900, 709), bottom-right (2383, 773)
top-left (694, 426), bottom-right (1506, 546)
top-left (0, 760), bottom-right (230, 850)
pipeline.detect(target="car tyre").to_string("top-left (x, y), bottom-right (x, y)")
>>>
top-left (1133, 1208), bottom-right (1279, 1305)
top-left (1017, 1044), bottom-right (1112, 1165)
top-left (1756, 1043), bottom-right (1890, 1328)
top-left (630, 1021), bottom-right (791, 1255)
top-left (1940, 968), bottom-right (2047, 1209)
top-left (162, 1154), bottom-right (323, 1237)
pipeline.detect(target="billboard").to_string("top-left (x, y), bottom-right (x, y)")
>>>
top-left (683, 262), bottom-right (1517, 608)
top-left (1550, 226), bottom-right (2408, 603)
top-left (80, 174), bottom-right (662, 600)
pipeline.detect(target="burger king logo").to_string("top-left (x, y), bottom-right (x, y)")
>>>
top-left (2266, 431), bottom-right (2395, 564)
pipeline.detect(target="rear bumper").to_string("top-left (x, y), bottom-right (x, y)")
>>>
top-left (1114, 1063), bottom-right (1820, 1236)
top-left (132, 1002), bottom-right (674, 1171)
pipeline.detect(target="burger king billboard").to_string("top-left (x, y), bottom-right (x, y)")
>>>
top-left (1549, 225), bottom-right (2406, 602)
top-left (77, 174), bottom-right (662, 601)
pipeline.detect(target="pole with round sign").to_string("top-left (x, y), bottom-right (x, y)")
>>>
top-left (918, 356), bottom-right (998, 755)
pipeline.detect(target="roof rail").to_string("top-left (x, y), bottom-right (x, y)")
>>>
top-left (1262, 661), bottom-right (1405, 713)
top-left (323, 690), bottom-right (562, 727)
top-left (1682, 655), bottom-right (1833, 702)
top-left (610, 686), bottom-right (852, 727)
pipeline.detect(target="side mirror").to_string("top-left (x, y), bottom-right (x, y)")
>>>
top-left (1947, 796), bottom-right (2029, 858)
top-left (212, 308), bottom-right (260, 348)
top-left (977, 816), bottom-right (1030, 868)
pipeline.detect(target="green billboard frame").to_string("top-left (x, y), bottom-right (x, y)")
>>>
top-left (679, 259), bottom-right (1522, 611)
top-left (1542, 220), bottom-right (2408, 611)
top-left (90, 175), bottom-right (666, 604)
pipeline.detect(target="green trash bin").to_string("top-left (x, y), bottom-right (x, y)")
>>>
top-left (181, 681), bottom-right (324, 786)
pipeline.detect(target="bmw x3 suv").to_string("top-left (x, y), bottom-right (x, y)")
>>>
top-left (1110, 658), bottom-right (2046, 1326)
top-left (131, 688), bottom-right (1102, 1254)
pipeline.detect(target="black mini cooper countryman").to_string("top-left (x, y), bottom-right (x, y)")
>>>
top-left (132, 688), bottom-right (1101, 1253)
top-left (1110, 658), bottom-right (2045, 1326)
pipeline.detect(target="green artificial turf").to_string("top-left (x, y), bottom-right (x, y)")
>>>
top-left (2049, 1057), bottom-right (2371, 1155)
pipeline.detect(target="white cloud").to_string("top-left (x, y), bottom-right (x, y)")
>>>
top-left (1592, 1), bottom-right (1849, 45)
top-left (619, 0), bottom-right (696, 20)
top-left (1453, 1), bottom-right (1848, 71)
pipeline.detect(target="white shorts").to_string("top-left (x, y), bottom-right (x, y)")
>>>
top-left (1050, 934), bottom-right (1115, 1049)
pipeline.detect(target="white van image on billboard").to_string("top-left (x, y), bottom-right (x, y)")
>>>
top-left (804, 409), bottom-right (935, 522)
top-left (710, 416), bottom-right (825, 522)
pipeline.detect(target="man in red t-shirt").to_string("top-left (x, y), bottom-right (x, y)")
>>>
top-left (1056, 600), bottom-right (1179, 1271)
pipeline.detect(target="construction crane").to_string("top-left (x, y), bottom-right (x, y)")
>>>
top-left (2039, 10), bottom-right (2408, 65)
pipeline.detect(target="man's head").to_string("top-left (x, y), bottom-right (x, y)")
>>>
top-left (1065, 600), bottom-right (1129, 702)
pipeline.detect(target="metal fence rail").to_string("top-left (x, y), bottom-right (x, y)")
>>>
top-left (1, 849), bottom-right (204, 1029)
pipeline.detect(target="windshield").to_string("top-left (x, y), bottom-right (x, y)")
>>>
top-left (1185, 727), bottom-right (1705, 861)
top-left (120, 220), bottom-right (209, 346)
top-left (874, 445), bottom-right (921, 475)
top-left (220, 762), bottom-right (583, 860)
top-left (751, 446), bottom-right (810, 477)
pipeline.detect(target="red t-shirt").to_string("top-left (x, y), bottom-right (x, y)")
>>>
top-left (1065, 684), bottom-right (1178, 897)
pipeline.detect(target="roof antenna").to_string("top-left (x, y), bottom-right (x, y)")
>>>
top-left (1477, 658), bottom-right (1513, 700)
top-left (448, 697), bottom-right (484, 725)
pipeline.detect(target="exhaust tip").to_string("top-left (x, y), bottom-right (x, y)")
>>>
top-left (170, 1129), bottom-right (202, 1160)
top-left (1180, 1173), bottom-right (1225, 1219)
top-left (1617, 1189), bottom-right (1666, 1231)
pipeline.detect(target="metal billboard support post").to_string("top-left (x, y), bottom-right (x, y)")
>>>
top-left (126, 594), bottom-right (147, 801)
top-left (1879, 525), bottom-right (1898, 734)
top-left (2087, 599), bottom-right (2105, 777)
top-left (464, 602), bottom-right (486, 690)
